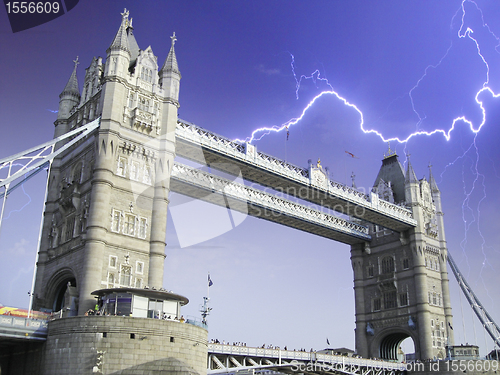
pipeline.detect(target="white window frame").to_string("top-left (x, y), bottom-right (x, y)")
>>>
top-left (123, 214), bottom-right (136, 236)
top-left (138, 217), bottom-right (147, 239)
top-left (117, 157), bottom-right (127, 177)
top-left (109, 255), bottom-right (117, 268)
top-left (111, 209), bottom-right (122, 233)
top-left (136, 261), bottom-right (144, 275)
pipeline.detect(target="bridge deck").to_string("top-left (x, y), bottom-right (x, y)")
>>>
top-left (207, 344), bottom-right (407, 375)
top-left (0, 316), bottom-right (48, 342)
top-left (171, 162), bottom-right (371, 245)
top-left (175, 120), bottom-right (416, 232)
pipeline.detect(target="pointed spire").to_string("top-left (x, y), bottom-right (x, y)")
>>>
top-left (405, 153), bottom-right (418, 184)
top-left (108, 8), bottom-right (131, 54)
top-left (428, 163), bottom-right (440, 193)
top-left (161, 32), bottom-right (180, 75)
top-left (60, 57), bottom-right (80, 98)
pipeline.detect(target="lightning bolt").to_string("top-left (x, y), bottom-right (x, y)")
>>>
top-left (237, 0), bottom-right (498, 147)
top-left (234, 0), bottom-right (499, 348)
top-left (0, 163), bottom-right (34, 222)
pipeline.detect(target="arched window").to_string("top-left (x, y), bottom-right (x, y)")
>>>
top-left (381, 256), bottom-right (394, 274)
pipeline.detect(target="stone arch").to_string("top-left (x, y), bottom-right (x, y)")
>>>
top-left (45, 268), bottom-right (78, 312)
top-left (372, 327), bottom-right (417, 361)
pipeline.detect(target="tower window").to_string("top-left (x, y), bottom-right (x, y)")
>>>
top-left (402, 258), bottom-right (409, 269)
top-left (399, 293), bottom-right (408, 306)
top-left (130, 162), bottom-right (140, 181)
top-left (120, 265), bottom-right (131, 287)
top-left (135, 278), bottom-right (142, 288)
top-left (64, 217), bottom-right (75, 242)
top-left (381, 256), bottom-right (394, 274)
top-left (124, 214), bottom-right (136, 236)
top-left (109, 255), bottom-right (117, 268)
top-left (383, 291), bottom-right (397, 309)
top-left (373, 298), bottom-right (381, 311)
top-left (143, 166), bottom-right (152, 185)
top-left (368, 265), bottom-right (374, 277)
top-left (136, 261), bottom-right (144, 274)
top-left (111, 210), bottom-right (122, 232)
top-left (138, 217), bottom-right (147, 239)
top-left (107, 273), bottom-right (115, 288)
top-left (117, 158), bottom-right (126, 177)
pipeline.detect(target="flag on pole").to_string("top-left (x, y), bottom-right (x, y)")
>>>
top-left (208, 274), bottom-right (213, 287)
top-left (327, 338), bottom-right (330, 346)
top-left (448, 322), bottom-right (453, 330)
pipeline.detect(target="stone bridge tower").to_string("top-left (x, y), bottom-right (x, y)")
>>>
top-left (351, 149), bottom-right (454, 360)
top-left (33, 10), bottom-right (181, 315)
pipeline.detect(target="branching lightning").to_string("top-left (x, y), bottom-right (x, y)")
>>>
top-left (237, 0), bottom-right (499, 147)
top-left (235, 0), bottom-right (499, 348)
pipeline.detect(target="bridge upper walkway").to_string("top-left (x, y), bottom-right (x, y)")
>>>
top-left (175, 120), bottom-right (416, 232)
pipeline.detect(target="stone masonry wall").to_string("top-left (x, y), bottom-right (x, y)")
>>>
top-left (42, 316), bottom-right (208, 375)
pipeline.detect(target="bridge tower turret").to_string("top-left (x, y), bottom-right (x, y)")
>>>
top-left (33, 9), bottom-right (180, 316)
top-left (351, 150), bottom-right (453, 361)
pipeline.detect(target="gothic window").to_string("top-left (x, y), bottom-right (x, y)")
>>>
top-left (399, 293), bottom-right (408, 306)
top-left (134, 278), bottom-right (142, 288)
top-left (383, 291), bottom-right (397, 309)
top-left (373, 298), bottom-right (381, 311)
top-left (130, 162), bottom-right (140, 181)
top-left (129, 92), bottom-right (135, 108)
top-left (381, 256), bottom-right (394, 274)
top-left (109, 255), bottom-right (117, 268)
top-left (72, 163), bottom-right (82, 184)
top-left (120, 265), bottom-right (131, 287)
top-left (143, 166), bottom-right (152, 184)
top-left (107, 273), bottom-right (115, 288)
top-left (436, 259), bottom-right (440, 272)
top-left (431, 319), bottom-right (435, 327)
top-left (117, 158), bottom-right (126, 177)
top-left (124, 214), bottom-right (136, 236)
top-left (403, 258), bottom-right (409, 269)
top-left (138, 218), bottom-right (147, 239)
top-left (64, 217), bottom-right (75, 242)
top-left (428, 292), bottom-right (432, 304)
top-left (368, 265), bottom-right (374, 277)
top-left (136, 261), bottom-right (144, 274)
top-left (433, 293), bottom-right (437, 305)
top-left (141, 67), bottom-right (145, 80)
top-left (111, 210), bottom-right (122, 232)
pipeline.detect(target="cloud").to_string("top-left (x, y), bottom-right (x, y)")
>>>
top-left (256, 64), bottom-right (280, 76)
top-left (6, 238), bottom-right (29, 256)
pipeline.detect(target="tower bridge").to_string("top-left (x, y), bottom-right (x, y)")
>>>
top-left (5, 8), bottom-right (500, 375)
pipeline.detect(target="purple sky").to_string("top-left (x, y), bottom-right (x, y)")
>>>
top-left (1, 0), bottom-right (499, 355)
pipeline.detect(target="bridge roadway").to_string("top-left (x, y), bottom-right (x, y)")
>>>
top-left (175, 120), bottom-right (416, 232)
top-left (171, 162), bottom-right (371, 245)
top-left (207, 343), bottom-right (407, 375)
top-left (0, 315), bottom-right (48, 350)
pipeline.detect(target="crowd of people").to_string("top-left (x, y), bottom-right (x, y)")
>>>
top-left (209, 339), bottom-right (320, 352)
